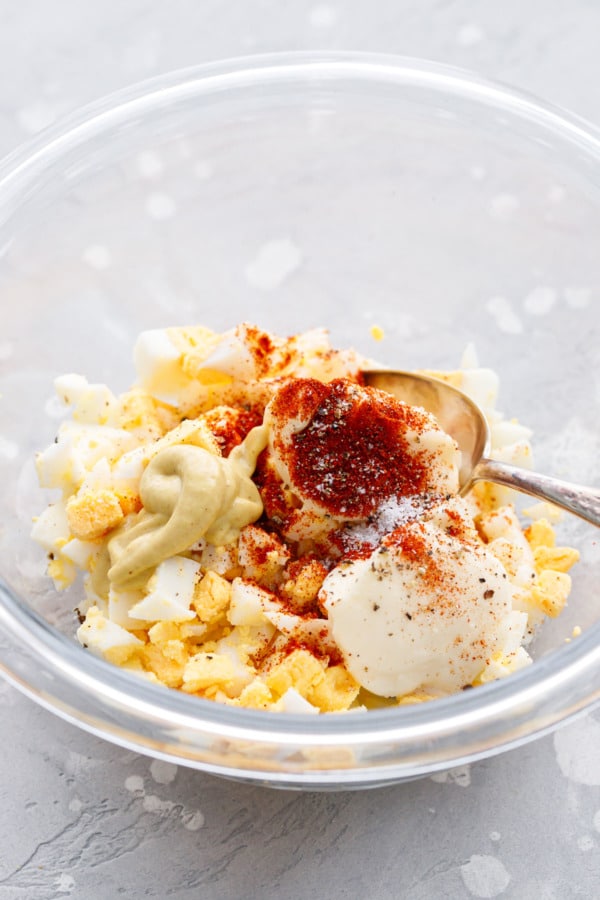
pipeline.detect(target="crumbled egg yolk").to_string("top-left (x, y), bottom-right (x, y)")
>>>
top-left (32, 323), bottom-right (580, 713)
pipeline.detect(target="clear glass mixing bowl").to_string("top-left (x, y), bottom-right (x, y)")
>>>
top-left (1, 53), bottom-right (599, 789)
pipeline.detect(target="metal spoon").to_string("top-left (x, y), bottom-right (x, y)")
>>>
top-left (363, 369), bottom-right (600, 527)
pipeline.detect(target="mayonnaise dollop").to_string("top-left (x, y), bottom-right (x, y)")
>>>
top-left (320, 499), bottom-right (517, 697)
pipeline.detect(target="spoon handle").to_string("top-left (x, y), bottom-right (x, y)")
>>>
top-left (470, 458), bottom-right (600, 527)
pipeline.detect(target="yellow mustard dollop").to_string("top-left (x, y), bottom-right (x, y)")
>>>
top-left (107, 424), bottom-right (268, 591)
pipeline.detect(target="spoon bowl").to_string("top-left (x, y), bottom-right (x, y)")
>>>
top-left (364, 369), bottom-right (600, 527)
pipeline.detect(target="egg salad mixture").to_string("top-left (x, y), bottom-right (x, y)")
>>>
top-left (32, 324), bottom-right (579, 714)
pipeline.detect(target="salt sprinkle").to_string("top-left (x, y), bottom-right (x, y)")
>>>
top-left (343, 496), bottom-right (427, 553)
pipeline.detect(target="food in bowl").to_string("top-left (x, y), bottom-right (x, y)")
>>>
top-left (31, 323), bottom-right (579, 713)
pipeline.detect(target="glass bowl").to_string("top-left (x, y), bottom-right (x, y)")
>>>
top-left (1, 53), bottom-right (599, 790)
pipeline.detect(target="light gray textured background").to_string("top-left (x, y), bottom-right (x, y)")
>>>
top-left (2, 3), bottom-right (600, 898)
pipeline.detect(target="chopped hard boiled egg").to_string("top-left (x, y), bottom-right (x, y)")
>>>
top-left (128, 557), bottom-right (201, 622)
top-left (32, 323), bottom-right (579, 712)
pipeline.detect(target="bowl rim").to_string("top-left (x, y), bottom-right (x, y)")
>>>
top-left (1, 50), bottom-right (600, 195)
top-left (1, 50), bottom-right (599, 783)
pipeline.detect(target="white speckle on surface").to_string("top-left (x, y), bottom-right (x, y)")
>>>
top-left (523, 286), bottom-right (557, 316)
top-left (245, 238), bottom-right (303, 290)
top-left (309, 5), bottom-right (338, 28)
top-left (457, 23), bottom-right (485, 46)
top-left (486, 296), bottom-right (524, 334)
top-left (547, 184), bottom-right (567, 203)
top-left (489, 193), bottom-right (520, 220)
top-left (150, 759), bottom-right (178, 785)
top-left (489, 831), bottom-right (501, 842)
top-left (16, 101), bottom-right (58, 134)
top-left (0, 436), bottom-right (18, 461)
top-left (430, 764), bottom-right (471, 786)
top-left (0, 341), bottom-right (13, 361)
top-left (564, 287), bottom-right (591, 309)
top-left (54, 873), bottom-right (76, 894)
top-left (460, 855), bottom-right (511, 898)
top-left (82, 244), bottom-right (112, 270)
top-left (124, 774), bottom-right (145, 793)
top-left (145, 192), bottom-right (177, 220)
top-left (68, 797), bottom-right (83, 813)
top-left (143, 793), bottom-right (175, 815)
top-left (577, 835), bottom-right (595, 851)
top-left (554, 716), bottom-right (600, 785)
top-left (470, 165), bottom-right (487, 181)
top-left (182, 810), bottom-right (205, 831)
top-left (137, 150), bottom-right (164, 179)
top-left (124, 770), bottom-right (204, 830)
top-left (193, 159), bottom-right (214, 179)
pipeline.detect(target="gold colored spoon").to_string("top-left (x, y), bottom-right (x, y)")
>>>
top-left (363, 369), bottom-right (600, 527)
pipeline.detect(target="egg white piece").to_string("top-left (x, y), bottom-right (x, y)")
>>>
top-left (36, 422), bottom-right (137, 493)
top-left (128, 556), bottom-right (201, 622)
top-left (133, 329), bottom-right (190, 404)
top-left (197, 329), bottom-right (256, 380)
top-left (54, 374), bottom-right (117, 426)
top-left (30, 501), bottom-right (70, 552)
top-left (77, 607), bottom-right (144, 657)
top-left (278, 688), bottom-right (320, 714)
